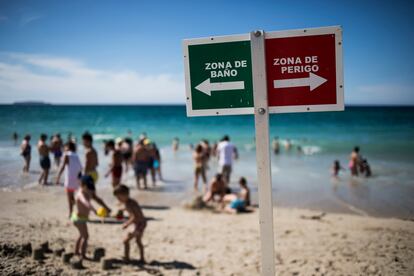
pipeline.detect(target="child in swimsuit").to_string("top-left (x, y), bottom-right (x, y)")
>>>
top-left (113, 185), bottom-right (146, 263)
top-left (56, 141), bottom-right (82, 218)
top-left (331, 160), bottom-right (344, 178)
top-left (72, 175), bottom-right (96, 259)
top-left (224, 177), bottom-right (251, 214)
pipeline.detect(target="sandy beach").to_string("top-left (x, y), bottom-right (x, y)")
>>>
top-left (0, 185), bottom-right (413, 276)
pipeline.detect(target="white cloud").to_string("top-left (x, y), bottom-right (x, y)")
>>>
top-left (353, 84), bottom-right (414, 105)
top-left (0, 52), bottom-right (185, 104)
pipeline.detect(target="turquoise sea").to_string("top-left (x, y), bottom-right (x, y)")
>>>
top-left (0, 105), bottom-right (413, 218)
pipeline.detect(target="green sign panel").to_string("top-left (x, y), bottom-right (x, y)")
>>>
top-left (183, 36), bottom-right (254, 116)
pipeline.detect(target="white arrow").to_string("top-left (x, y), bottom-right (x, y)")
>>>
top-left (195, 78), bottom-right (245, 96)
top-left (273, 73), bottom-right (327, 91)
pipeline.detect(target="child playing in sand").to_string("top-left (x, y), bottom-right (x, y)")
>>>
top-left (203, 173), bottom-right (226, 203)
top-left (224, 177), bottom-right (251, 214)
top-left (56, 141), bottom-right (83, 218)
top-left (104, 140), bottom-right (123, 188)
top-left (113, 185), bottom-right (146, 262)
top-left (72, 175), bottom-right (96, 259)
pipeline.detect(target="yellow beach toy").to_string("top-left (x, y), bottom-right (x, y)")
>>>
top-left (97, 207), bottom-right (108, 218)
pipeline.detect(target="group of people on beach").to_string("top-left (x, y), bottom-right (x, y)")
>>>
top-left (190, 135), bottom-right (251, 213)
top-left (18, 131), bottom-right (161, 262)
top-left (19, 132), bottom-right (162, 189)
top-left (16, 129), bottom-right (375, 263)
top-left (103, 134), bottom-right (162, 189)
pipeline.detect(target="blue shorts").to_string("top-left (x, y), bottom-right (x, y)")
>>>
top-left (134, 161), bottom-right (147, 176)
top-left (40, 156), bottom-right (51, 170)
top-left (230, 199), bottom-right (246, 211)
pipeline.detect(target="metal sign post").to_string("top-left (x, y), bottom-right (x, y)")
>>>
top-left (250, 30), bottom-right (275, 276)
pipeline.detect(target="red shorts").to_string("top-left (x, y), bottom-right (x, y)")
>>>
top-left (66, 188), bottom-right (76, 193)
top-left (112, 166), bottom-right (123, 179)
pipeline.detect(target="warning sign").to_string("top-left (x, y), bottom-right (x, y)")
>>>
top-left (265, 27), bottom-right (343, 113)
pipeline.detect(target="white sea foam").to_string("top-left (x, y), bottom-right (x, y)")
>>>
top-left (302, 145), bottom-right (322, 155)
top-left (93, 134), bottom-right (115, 141)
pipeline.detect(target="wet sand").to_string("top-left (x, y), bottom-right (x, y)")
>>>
top-left (0, 185), bottom-right (413, 275)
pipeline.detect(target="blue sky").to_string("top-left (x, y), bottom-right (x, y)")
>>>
top-left (0, 0), bottom-right (413, 105)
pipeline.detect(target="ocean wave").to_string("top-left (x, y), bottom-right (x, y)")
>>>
top-left (93, 134), bottom-right (115, 141)
top-left (302, 145), bottom-right (322, 155)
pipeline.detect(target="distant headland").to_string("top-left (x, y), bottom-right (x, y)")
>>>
top-left (13, 101), bottom-right (51, 106)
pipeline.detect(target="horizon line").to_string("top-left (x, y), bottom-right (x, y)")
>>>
top-left (1, 102), bottom-right (414, 107)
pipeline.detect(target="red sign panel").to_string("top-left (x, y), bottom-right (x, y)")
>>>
top-left (265, 27), bottom-right (343, 113)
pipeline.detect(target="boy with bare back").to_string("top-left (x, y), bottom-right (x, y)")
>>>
top-left (82, 132), bottom-right (111, 214)
top-left (113, 185), bottom-right (146, 262)
top-left (133, 139), bottom-right (149, 189)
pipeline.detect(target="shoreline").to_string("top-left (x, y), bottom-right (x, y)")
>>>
top-left (2, 179), bottom-right (413, 221)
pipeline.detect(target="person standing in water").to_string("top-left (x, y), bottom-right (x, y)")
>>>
top-left (193, 144), bottom-right (207, 192)
top-left (121, 137), bottom-right (133, 172)
top-left (20, 135), bottom-right (31, 173)
top-left (51, 133), bottom-right (63, 169)
top-left (331, 160), bottom-right (344, 178)
top-left (216, 135), bottom-right (238, 186)
top-left (38, 134), bottom-right (51, 185)
top-left (105, 139), bottom-right (123, 188)
top-left (133, 139), bottom-right (149, 189)
top-left (285, 139), bottom-right (292, 152)
top-left (349, 146), bottom-right (361, 176)
top-left (13, 132), bottom-right (18, 146)
top-left (82, 132), bottom-right (111, 214)
top-left (153, 143), bottom-right (162, 181)
top-left (172, 137), bottom-right (179, 153)
top-left (145, 140), bottom-right (156, 187)
top-left (272, 136), bottom-right (280, 155)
